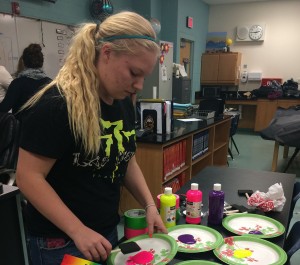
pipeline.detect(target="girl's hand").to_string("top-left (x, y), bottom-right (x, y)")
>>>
top-left (71, 225), bottom-right (112, 262)
top-left (145, 205), bottom-right (168, 237)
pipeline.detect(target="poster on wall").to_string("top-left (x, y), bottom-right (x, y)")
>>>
top-left (205, 31), bottom-right (227, 52)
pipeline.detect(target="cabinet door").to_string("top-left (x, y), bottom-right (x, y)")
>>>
top-left (218, 53), bottom-right (240, 84)
top-left (201, 54), bottom-right (219, 83)
top-left (255, 100), bottom-right (278, 131)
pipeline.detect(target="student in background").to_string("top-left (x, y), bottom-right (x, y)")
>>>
top-left (12, 55), bottom-right (25, 78)
top-left (16, 11), bottom-right (167, 265)
top-left (0, 44), bottom-right (52, 119)
top-left (0, 65), bottom-right (13, 102)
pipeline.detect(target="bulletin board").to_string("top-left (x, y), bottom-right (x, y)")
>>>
top-left (0, 13), bottom-right (75, 79)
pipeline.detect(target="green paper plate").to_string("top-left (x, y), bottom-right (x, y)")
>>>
top-left (213, 235), bottom-right (287, 265)
top-left (167, 224), bottom-right (223, 253)
top-left (175, 260), bottom-right (221, 265)
top-left (107, 233), bottom-right (178, 265)
top-left (222, 213), bottom-right (285, 238)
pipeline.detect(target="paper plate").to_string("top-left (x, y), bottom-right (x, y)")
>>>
top-left (175, 260), bottom-right (221, 265)
top-left (167, 224), bottom-right (223, 253)
top-left (213, 236), bottom-right (287, 265)
top-left (107, 234), bottom-right (178, 265)
top-left (222, 213), bottom-right (285, 238)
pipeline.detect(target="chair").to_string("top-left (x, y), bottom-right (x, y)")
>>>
top-left (225, 111), bottom-right (240, 159)
top-left (198, 98), bottom-right (225, 117)
top-left (284, 221), bottom-right (300, 264)
top-left (287, 182), bottom-right (300, 229)
top-left (229, 113), bottom-right (240, 157)
top-left (260, 106), bottom-right (300, 172)
top-left (0, 112), bottom-right (20, 185)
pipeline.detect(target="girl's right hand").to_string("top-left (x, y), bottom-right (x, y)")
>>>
top-left (71, 225), bottom-right (112, 262)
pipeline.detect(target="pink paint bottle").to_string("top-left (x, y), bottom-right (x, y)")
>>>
top-left (186, 183), bottom-right (202, 224)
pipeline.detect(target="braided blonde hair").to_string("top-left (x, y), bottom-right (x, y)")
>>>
top-left (23, 11), bottom-right (159, 156)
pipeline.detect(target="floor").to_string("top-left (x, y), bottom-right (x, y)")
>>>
top-left (118, 129), bottom-right (300, 263)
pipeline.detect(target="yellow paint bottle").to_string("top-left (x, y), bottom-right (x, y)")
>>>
top-left (160, 187), bottom-right (176, 228)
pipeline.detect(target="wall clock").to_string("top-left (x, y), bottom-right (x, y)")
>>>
top-left (249, 25), bottom-right (264, 40)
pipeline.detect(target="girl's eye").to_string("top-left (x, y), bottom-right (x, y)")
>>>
top-left (130, 70), bottom-right (138, 77)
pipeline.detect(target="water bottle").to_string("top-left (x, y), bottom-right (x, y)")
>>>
top-left (186, 183), bottom-right (202, 224)
top-left (160, 187), bottom-right (176, 228)
top-left (208, 183), bottom-right (225, 225)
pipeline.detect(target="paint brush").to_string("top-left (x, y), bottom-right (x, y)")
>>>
top-left (111, 241), bottom-right (141, 254)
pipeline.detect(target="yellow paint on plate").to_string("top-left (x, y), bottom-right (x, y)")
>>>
top-left (233, 249), bottom-right (252, 259)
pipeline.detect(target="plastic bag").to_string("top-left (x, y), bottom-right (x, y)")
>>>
top-left (247, 183), bottom-right (286, 212)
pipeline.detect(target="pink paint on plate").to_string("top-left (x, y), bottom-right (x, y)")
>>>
top-left (126, 250), bottom-right (154, 265)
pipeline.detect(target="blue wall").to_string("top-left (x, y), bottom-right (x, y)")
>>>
top-left (0, 0), bottom-right (209, 102)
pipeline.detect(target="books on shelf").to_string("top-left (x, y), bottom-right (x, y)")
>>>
top-left (163, 140), bottom-right (186, 181)
top-left (140, 99), bottom-right (173, 134)
top-left (162, 172), bottom-right (186, 193)
top-left (192, 130), bottom-right (209, 160)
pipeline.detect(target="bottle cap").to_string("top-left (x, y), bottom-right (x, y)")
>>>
top-left (191, 183), bottom-right (198, 190)
top-left (164, 187), bottom-right (172, 195)
top-left (214, 183), bottom-right (222, 191)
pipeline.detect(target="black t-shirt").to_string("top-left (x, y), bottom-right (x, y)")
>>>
top-left (21, 87), bottom-right (136, 238)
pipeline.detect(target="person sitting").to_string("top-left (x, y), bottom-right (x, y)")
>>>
top-left (0, 44), bottom-right (52, 120)
top-left (0, 65), bottom-right (13, 102)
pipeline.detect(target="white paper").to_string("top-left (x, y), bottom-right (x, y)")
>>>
top-left (161, 64), bottom-right (167, 81)
top-left (178, 118), bottom-right (202, 122)
top-left (153, 86), bottom-right (157, 99)
top-left (178, 65), bottom-right (187, 77)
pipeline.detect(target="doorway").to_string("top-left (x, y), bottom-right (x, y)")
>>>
top-left (180, 38), bottom-right (193, 79)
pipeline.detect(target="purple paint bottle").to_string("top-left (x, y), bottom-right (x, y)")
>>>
top-left (208, 183), bottom-right (225, 225)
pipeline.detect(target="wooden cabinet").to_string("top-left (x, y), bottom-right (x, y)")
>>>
top-left (119, 118), bottom-right (231, 213)
top-left (255, 100), bottom-right (278, 131)
top-left (201, 52), bottom-right (241, 85)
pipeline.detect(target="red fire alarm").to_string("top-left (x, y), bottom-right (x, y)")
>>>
top-left (186, 16), bottom-right (193, 29)
top-left (11, 2), bottom-right (20, 15)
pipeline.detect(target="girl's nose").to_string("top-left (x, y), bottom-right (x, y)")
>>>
top-left (133, 77), bottom-right (145, 92)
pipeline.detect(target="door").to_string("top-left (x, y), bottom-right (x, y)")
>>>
top-left (201, 53), bottom-right (219, 83)
top-left (180, 38), bottom-right (193, 79)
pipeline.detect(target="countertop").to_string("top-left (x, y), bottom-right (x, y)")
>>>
top-left (136, 115), bottom-right (231, 144)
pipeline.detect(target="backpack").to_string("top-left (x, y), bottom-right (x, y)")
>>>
top-left (0, 112), bottom-right (20, 185)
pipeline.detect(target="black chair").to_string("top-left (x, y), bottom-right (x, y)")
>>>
top-left (284, 221), bottom-right (300, 264)
top-left (198, 98), bottom-right (225, 117)
top-left (226, 111), bottom-right (240, 159)
top-left (0, 112), bottom-right (20, 185)
top-left (287, 182), bottom-right (300, 229)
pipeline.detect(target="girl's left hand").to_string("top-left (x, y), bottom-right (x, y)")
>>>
top-left (145, 205), bottom-right (168, 237)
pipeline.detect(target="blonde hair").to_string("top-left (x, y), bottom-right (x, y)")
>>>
top-left (23, 11), bottom-right (159, 156)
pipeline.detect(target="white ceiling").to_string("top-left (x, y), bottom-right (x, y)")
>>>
top-left (202, 0), bottom-right (275, 5)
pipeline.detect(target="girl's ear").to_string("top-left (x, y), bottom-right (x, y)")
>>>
top-left (99, 43), bottom-right (112, 63)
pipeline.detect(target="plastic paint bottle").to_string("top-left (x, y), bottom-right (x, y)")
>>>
top-left (208, 183), bottom-right (225, 225)
top-left (160, 187), bottom-right (176, 228)
top-left (186, 183), bottom-right (202, 224)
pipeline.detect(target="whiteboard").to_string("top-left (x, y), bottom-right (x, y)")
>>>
top-left (0, 13), bottom-right (75, 79)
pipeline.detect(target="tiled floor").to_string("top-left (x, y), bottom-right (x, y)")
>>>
top-left (118, 129), bottom-right (300, 263)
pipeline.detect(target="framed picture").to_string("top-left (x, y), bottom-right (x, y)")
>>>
top-left (206, 32), bottom-right (227, 52)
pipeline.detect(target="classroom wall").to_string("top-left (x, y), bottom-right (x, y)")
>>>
top-left (0, 0), bottom-right (210, 102)
top-left (208, 0), bottom-right (300, 91)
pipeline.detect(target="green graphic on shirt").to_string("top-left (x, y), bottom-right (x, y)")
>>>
top-left (72, 118), bottom-right (135, 182)
top-left (100, 118), bottom-right (135, 182)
